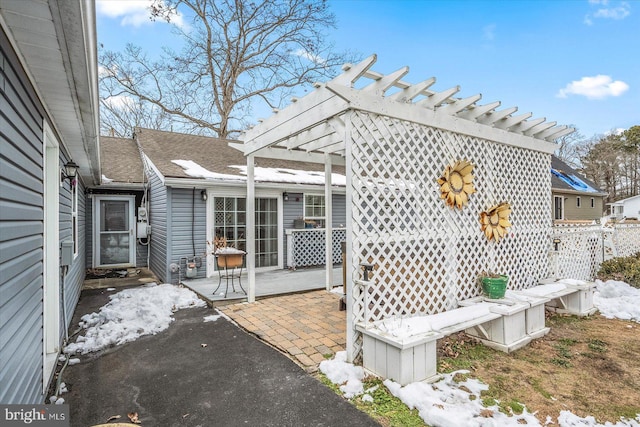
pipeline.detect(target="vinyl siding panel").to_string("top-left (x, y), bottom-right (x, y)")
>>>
top-left (1, 28), bottom-right (46, 404)
top-left (148, 170), bottom-right (168, 282)
top-left (169, 188), bottom-right (207, 283)
top-left (553, 192), bottom-right (604, 221)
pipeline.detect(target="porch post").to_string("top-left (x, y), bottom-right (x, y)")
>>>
top-left (325, 154), bottom-right (333, 291)
top-left (247, 155), bottom-right (256, 303)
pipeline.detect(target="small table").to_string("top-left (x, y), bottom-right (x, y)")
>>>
top-left (213, 249), bottom-right (247, 298)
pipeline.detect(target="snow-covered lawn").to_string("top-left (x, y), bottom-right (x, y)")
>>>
top-left (64, 283), bottom-right (205, 355)
top-left (320, 280), bottom-right (640, 427)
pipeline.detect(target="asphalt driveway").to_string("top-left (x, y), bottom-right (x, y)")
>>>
top-left (59, 287), bottom-right (379, 427)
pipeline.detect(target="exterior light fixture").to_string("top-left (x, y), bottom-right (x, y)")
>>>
top-left (283, 192), bottom-right (289, 201)
top-left (201, 189), bottom-right (208, 201)
top-left (553, 238), bottom-right (561, 251)
top-left (61, 160), bottom-right (79, 184)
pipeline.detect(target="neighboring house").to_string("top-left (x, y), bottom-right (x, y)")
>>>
top-left (608, 194), bottom-right (640, 220)
top-left (132, 128), bottom-right (347, 284)
top-left (1, 0), bottom-right (99, 404)
top-left (86, 136), bottom-right (148, 269)
top-left (551, 156), bottom-right (607, 221)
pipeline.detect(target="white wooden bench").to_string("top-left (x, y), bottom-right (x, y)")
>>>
top-left (356, 304), bottom-right (511, 385)
top-left (515, 279), bottom-right (597, 317)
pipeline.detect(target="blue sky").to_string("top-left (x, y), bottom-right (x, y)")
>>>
top-left (96, 0), bottom-right (639, 138)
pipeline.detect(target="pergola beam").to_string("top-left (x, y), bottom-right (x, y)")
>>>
top-left (388, 77), bottom-right (437, 103)
top-left (363, 66), bottom-right (410, 96)
top-left (229, 143), bottom-right (345, 166)
top-left (419, 86), bottom-right (461, 109)
top-left (494, 112), bottom-right (533, 130)
top-left (456, 101), bottom-right (501, 120)
top-left (476, 107), bottom-right (518, 125)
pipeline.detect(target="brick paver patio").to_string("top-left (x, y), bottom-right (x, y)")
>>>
top-left (218, 290), bottom-right (346, 371)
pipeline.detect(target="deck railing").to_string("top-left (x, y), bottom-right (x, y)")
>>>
top-left (285, 228), bottom-right (347, 268)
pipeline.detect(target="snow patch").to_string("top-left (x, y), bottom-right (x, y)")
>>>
top-left (64, 283), bottom-right (205, 354)
top-left (594, 280), bottom-right (640, 322)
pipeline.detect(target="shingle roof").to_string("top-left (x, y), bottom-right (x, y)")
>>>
top-left (551, 155), bottom-right (605, 195)
top-left (134, 127), bottom-right (345, 182)
top-left (100, 136), bottom-right (145, 184)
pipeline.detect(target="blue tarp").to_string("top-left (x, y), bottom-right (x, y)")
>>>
top-left (551, 168), bottom-right (598, 193)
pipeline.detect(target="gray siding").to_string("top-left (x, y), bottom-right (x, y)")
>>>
top-left (1, 29), bottom-right (45, 404)
top-left (59, 170), bottom-right (86, 339)
top-left (169, 188), bottom-right (207, 283)
top-left (148, 170), bottom-right (168, 281)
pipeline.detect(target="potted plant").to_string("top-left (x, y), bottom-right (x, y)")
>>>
top-left (479, 271), bottom-right (508, 299)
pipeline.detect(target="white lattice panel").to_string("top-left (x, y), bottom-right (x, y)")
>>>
top-left (551, 225), bottom-right (604, 280)
top-left (552, 223), bottom-right (640, 281)
top-left (348, 112), bottom-right (552, 359)
top-left (611, 224), bottom-right (640, 257)
top-left (292, 229), bottom-right (346, 267)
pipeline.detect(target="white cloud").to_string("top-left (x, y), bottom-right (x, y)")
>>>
top-left (97, 0), bottom-right (185, 28)
top-left (482, 24), bottom-right (496, 41)
top-left (584, 1), bottom-right (631, 25)
top-left (293, 49), bottom-right (327, 65)
top-left (103, 94), bottom-right (137, 110)
top-left (556, 75), bottom-right (629, 100)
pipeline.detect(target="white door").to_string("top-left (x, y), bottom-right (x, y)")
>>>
top-left (94, 196), bottom-right (136, 267)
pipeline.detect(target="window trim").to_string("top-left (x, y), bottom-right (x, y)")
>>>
top-left (554, 196), bottom-right (564, 220)
top-left (303, 193), bottom-right (326, 227)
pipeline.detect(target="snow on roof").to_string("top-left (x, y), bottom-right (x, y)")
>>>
top-left (171, 159), bottom-right (346, 186)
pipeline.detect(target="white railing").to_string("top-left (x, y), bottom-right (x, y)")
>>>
top-left (552, 223), bottom-right (640, 281)
top-left (285, 228), bottom-right (347, 268)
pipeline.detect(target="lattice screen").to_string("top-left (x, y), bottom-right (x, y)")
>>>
top-left (551, 225), bottom-right (604, 280)
top-left (552, 223), bottom-right (640, 280)
top-left (348, 111), bottom-right (552, 359)
top-left (611, 224), bottom-right (640, 257)
top-left (292, 229), bottom-right (346, 267)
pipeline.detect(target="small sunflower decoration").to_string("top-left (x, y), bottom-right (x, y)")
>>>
top-left (437, 159), bottom-right (476, 209)
top-left (479, 202), bottom-right (512, 242)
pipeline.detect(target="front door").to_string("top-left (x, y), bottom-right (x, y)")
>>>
top-left (94, 196), bottom-right (136, 267)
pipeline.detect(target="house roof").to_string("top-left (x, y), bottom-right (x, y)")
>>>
top-left (0, 0), bottom-right (100, 185)
top-left (134, 128), bottom-right (346, 186)
top-left (551, 156), bottom-right (606, 196)
top-left (99, 136), bottom-right (145, 185)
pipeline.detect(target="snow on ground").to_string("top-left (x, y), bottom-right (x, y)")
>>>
top-left (203, 314), bottom-right (222, 322)
top-left (320, 280), bottom-right (640, 427)
top-left (594, 280), bottom-right (640, 322)
top-left (64, 283), bottom-right (205, 355)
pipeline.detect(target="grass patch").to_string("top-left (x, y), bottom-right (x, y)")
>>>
top-left (529, 378), bottom-right (552, 399)
top-left (588, 339), bottom-right (608, 353)
top-left (316, 374), bottom-right (424, 427)
top-left (438, 335), bottom-right (496, 372)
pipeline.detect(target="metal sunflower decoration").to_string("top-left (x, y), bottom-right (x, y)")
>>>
top-left (437, 159), bottom-right (476, 209)
top-left (479, 202), bottom-right (512, 242)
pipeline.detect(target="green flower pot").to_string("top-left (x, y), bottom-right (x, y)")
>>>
top-left (481, 275), bottom-right (508, 299)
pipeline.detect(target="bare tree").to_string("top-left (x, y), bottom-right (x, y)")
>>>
top-left (554, 125), bottom-right (585, 169)
top-left (99, 0), bottom-right (355, 138)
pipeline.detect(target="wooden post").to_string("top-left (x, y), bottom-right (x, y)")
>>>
top-left (325, 154), bottom-right (333, 291)
top-left (246, 155), bottom-right (256, 303)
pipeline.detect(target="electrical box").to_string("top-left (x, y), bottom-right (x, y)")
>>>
top-left (137, 222), bottom-right (149, 239)
top-left (60, 240), bottom-right (73, 266)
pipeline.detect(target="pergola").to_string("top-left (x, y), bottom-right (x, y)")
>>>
top-left (239, 54), bottom-right (572, 361)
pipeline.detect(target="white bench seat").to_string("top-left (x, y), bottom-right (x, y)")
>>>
top-left (356, 304), bottom-right (504, 385)
top-left (517, 279), bottom-right (597, 317)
